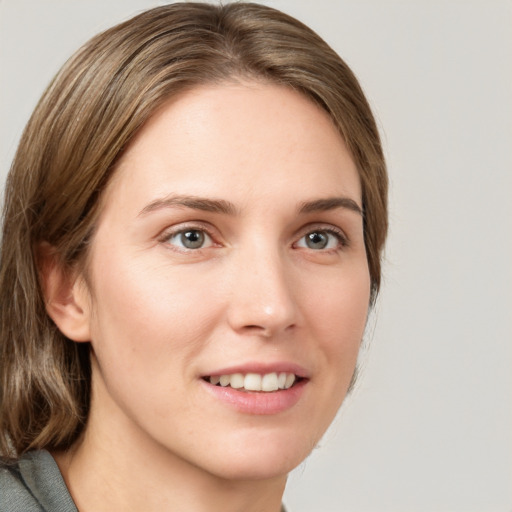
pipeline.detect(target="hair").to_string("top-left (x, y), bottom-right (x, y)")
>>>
top-left (0, 2), bottom-right (387, 458)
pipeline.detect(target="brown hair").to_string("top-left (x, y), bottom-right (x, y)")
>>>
top-left (0, 2), bottom-right (387, 457)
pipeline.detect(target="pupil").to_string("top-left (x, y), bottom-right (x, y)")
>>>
top-left (181, 230), bottom-right (204, 249)
top-left (307, 232), bottom-right (327, 249)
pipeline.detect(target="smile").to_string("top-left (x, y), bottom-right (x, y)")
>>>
top-left (200, 363), bottom-right (309, 414)
top-left (205, 372), bottom-right (297, 392)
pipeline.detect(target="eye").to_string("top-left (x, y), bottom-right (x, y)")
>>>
top-left (166, 229), bottom-right (213, 250)
top-left (295, 229), bottom-right (345, 250)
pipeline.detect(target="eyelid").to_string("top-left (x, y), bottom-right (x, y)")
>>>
top-left (158, 222), bottom-right (219, 250)
top-left (293, 223), bottom-right (349, 249)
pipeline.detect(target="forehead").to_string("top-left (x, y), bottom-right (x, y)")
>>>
top-left (102, 82), bottom-right (361, 215)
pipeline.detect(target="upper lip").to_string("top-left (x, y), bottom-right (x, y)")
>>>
top-left (202, 362), bottom-right (309, 379)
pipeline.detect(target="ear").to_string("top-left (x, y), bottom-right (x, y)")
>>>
top-left (38, 242), bottom-right (91, 342)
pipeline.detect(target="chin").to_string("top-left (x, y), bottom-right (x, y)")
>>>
top-left (197, 427), bottom-right (320, 482)
top-left (207, 455), bottom-right (299, 482)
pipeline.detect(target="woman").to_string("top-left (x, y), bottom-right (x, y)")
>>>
top-left (0, 2), bottom-right (387, 511)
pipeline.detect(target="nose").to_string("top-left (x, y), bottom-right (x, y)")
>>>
top-left (226, 243), bottom-right (298, 338)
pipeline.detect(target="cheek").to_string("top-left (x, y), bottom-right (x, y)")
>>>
top-left (87, 252), bottom-right (223, 376)
top-left (290, 264), bottom-right (370, 442)
top-left (301, 263), bottom-right (370, 385)
top-left (302, 262), bottom-right (370, 340)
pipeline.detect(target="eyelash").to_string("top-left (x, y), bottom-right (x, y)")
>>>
top-left (159, 224), bottom-right (216, 252)
top-left (158, 224), bottom-right (348, 253)
top-left (294, 227), bottom-right (348, 252)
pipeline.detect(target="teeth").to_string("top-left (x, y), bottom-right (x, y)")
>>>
top-left (261, 373), bottom-right (278, 391)
top-left (230, 373), bottom-right (244, 389)
top-left (208, 372), bottom-right (297, 392)
top-left (244, 373), bottom-right (262, 391)
top-left (284, 373), bottom-right (295, 389)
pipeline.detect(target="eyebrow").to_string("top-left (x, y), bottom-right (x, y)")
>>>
top-left (138, 194), bottom-right (239, 217)
top-left (298, 197), bottom-right (363, 216)
top-left (138, 194), bottom-right (362, 217)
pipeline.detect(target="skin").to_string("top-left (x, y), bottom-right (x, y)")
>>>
top-left (49, 82), bottom-right (371, 512)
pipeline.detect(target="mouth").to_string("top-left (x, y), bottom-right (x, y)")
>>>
top-left (202, 372), bottom-right (303, 392)
top-left (200, 367), bottom-right (308, 414)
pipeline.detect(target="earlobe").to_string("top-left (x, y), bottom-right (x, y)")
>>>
top-left (37, 242), bottom-right (91, 342)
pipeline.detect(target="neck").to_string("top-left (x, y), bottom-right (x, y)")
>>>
top-left (53, 370), bottom-right (287, 512)
top-left (55, 445), bottom-right (286, 512)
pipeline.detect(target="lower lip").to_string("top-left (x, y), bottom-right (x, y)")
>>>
top-left (201, 379), bottom-right (308, 415)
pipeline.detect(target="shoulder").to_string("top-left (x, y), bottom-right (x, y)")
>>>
top-left (0, 451), bottom-right (77, 512)
top-left (0, 454), bottom-right (43, 512)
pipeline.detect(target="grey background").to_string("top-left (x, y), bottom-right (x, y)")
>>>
top-left (1, 1), bottom-right (511, 510)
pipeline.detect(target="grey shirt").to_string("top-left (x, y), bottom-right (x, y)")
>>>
top-left (0, 450), bottom-right (77, 512)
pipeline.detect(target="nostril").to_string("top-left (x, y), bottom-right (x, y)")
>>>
top-left (242, 324), bottom-right (269, 335)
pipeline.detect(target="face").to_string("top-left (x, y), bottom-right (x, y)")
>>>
top-left (79, 82), bottom-right (370, 481)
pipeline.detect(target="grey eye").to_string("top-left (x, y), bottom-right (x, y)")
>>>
top-left (296, 230), bottom-right (341, 250)
top-left (180, 230), bottom-right (205, 249)
top-left (305, 232), bottom-right (328, 249)
top-left (168, 229), bottom-right (212, 250)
